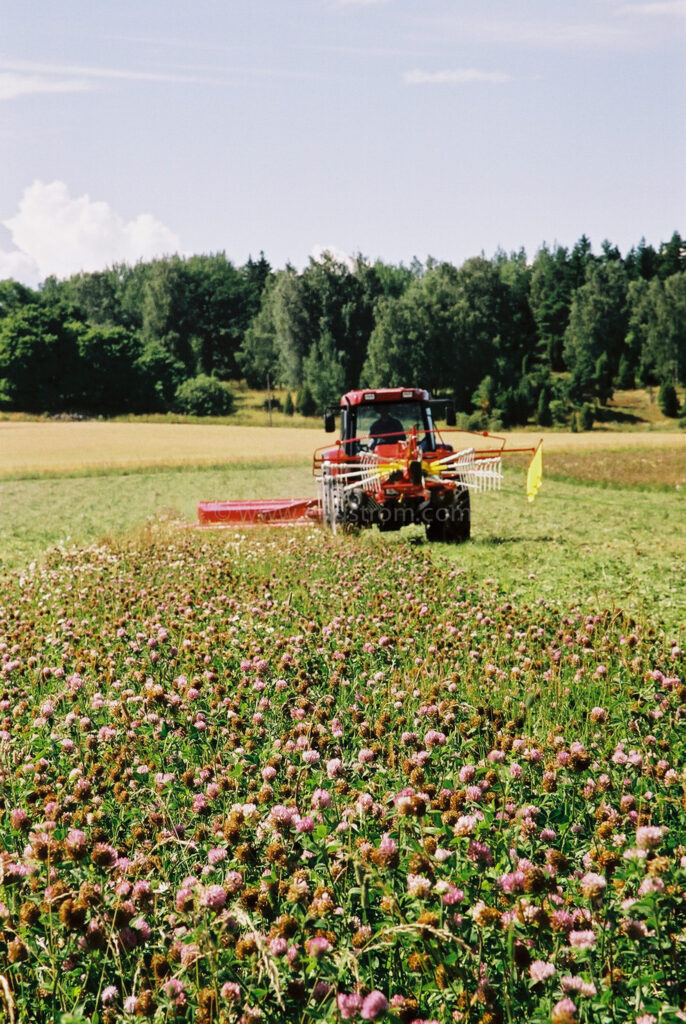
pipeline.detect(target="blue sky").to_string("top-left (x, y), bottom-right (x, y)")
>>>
top-left (1, 0), bottom-right (684, 285)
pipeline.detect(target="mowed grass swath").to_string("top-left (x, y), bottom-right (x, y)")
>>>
top-left (0, 528), bottom-right (684, 1023)
top-left (0, 421), bottom-right (684, 633)
top-left (1, 465), bottom-right (685, 634)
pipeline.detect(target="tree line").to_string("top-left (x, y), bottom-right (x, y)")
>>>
top-left (0, 233), bottom-right (684, 427)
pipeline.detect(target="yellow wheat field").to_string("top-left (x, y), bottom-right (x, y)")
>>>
top-left (0, 421), bottom-right (328, 476)
top-left (1, 420), bottom-right (684, 483)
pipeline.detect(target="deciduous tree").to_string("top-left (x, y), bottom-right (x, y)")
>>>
top-left (563, 261), bottom-right (629, 403)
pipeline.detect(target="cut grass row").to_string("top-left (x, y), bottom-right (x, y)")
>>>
top-left (0, 460), bottom-right (314, 572)
top-left (1, 459), bottom-right (684, 639)
top-left (2, 420), bottom-right (683, 636)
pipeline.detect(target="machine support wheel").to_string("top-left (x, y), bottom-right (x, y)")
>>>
top-left (446, 485), bottom-right (471, 542)
top-left (425, 486), bottom-right (471, 543)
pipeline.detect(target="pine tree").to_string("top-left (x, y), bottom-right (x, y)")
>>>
top-left (658, 382), bottom-right (679, 418)
top-left (578, 403), bottom-right (595, 431)
top-left (296, 383), bottom-right (317, 416)
top-left (536, 389), bottom-right (552, 427)
top-left (615, 354), bottom-right (634, 390)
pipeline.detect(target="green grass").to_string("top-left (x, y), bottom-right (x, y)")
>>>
top-left (353, 477), bottom-right (685, 639)
top-left (1, 462), bottom-right (684, 639)
top-left (447, 478), bottom-right (685, 638)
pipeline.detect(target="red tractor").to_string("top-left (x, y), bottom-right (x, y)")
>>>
top-left (198, 387), bottom-right (542, 541)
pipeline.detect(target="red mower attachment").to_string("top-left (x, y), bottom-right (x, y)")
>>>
top-left (197, 497), bottom-right (321, 528)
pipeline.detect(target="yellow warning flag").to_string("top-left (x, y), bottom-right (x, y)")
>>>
top-left (526, 442), bottom-right (543, 503)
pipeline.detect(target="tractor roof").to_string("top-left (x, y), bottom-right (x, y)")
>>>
top-left (340, 387), bottom-right (430, 407)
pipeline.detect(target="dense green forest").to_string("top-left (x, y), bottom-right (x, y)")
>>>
top-left (1, 233), bottom-right (685, 427)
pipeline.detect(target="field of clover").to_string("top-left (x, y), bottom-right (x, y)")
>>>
top-left (0, 528), bottom-right (684, 1024)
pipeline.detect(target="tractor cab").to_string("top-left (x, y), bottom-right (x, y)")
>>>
top-left (326, 388), bottom-right (448, 456)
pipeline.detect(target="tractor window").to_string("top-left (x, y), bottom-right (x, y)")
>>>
top-left (349, 402), bottom-right (436, 453)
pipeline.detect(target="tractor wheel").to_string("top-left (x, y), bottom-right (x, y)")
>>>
top-left (446, 486), bottom-right (471, 542)
top-left (377, 513), bottom-right (402, 533)
top-left (425, 487), bottom-right (471, 543)
top-left (424, 516), bottom-right (443, 543)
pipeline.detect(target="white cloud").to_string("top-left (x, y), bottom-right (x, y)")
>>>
top-left (0, 58), bottom-right (202, 88)
top-left (404, 68), bottom-right (513, 85)
top-left (310, 244), bottom-right (356, 270)
top-left (0, 181), bottom-right (182, 286)
top-left (0, 57), bottom-right (318, 97)
top-left (0, 248), bottom-right (40, 285)
top-left (408, 13), bottom-right (648, 50)
top-left (619, 1), bottom-right (686, 14)
top-left (334, 0), bottom-right (391, 6)
top-left (0, 72), bottom-right (92, 102)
